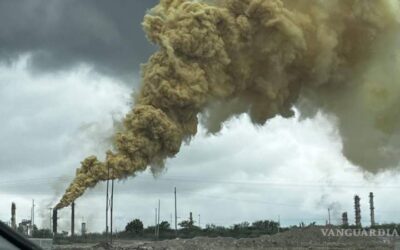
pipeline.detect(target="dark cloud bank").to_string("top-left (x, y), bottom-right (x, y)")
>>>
top-left (0, 0), bottom-right (158, 82)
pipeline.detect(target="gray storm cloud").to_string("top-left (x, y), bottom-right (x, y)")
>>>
top-left (0, 0), bottom-right (158, 82)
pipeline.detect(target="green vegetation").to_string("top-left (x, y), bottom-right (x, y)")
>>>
top-left (115, 218), bottom-right (281, 240)
top-left (32, 226), bottom-right (53, 238)
top-left (125, 219), bottom-right (144, 234)
top-left (49, 216), bottom-right (400, 245)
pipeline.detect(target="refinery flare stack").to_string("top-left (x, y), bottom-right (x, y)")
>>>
top-left (341, 212), bottom-right (348, 227)
top-left (354, 195), bottom-right (361, 227)
top-left (369, 192), bottom-right (375, 227)
top-left (53, 208), bottom-right (58, 235)
top-left (11, 202), bottom-right (16, 230)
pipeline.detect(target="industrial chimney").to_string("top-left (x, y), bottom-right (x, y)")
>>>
top-left (52, 209), bottom-right (58, 235)
top-left (369, 192), bottom-right (375, 227)
top-left (11, 203), bottom-right (16, 230)
top-left (354, 195), bottom-right (361, 227)
top-left (189, 212), bottom-right (193, 226)
top-left (71, 202), bottom-right (75, 237)
top-left (342, 212), bottom-right (349, 227)
top-left (81, 222), bottom-right (86, 236)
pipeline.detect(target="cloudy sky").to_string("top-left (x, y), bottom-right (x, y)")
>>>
top-left (1, 0), bottom-right (400, 234)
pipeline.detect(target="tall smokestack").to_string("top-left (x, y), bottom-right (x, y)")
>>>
top-left (354, 195), bottom-right (361, 227)
top-left (81, 222), bottom-right (86, 236)
top-left (52, 209), bottom-right (58, 235)
top-left (342, 212), bottom-right (348, 227)
top-left (11, 203), bottom-right (16, 230)
top-left (71, 202), bottom-right (75, 237)
top-left (369, 192), bottom-right (375, 227)
top-left (189, 212), bottom-right (193, 226)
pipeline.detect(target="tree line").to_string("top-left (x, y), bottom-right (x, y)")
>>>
top-left (119, 216), bottom-right (281, 240)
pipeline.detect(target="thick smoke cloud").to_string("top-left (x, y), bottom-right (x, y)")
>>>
top-left (0, 0), bottom-right (158, 82)
top-left (57, 0), bottom-right (400, 208)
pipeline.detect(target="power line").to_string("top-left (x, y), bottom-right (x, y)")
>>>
top-left (174, 187), bottom-right (177, 237)
top-left (178, 191), bottom-right (299, 208)
top-left (159, 177), bottom-right (399, 189)
top-left (1, 175), bottom-right (399, 189)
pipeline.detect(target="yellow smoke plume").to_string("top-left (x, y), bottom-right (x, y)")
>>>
top-left (56, 0), bottom-right (400, 208)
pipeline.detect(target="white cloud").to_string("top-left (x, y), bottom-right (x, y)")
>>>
top-left (0, 55), bottom-right (131, 227)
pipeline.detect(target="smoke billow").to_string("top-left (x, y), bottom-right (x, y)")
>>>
top-left (316, 194), bottom-right (342, 224)
top-left (57, 0), bottom-right (400, 208)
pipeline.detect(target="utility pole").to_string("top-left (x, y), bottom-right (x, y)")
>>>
top-left (174, 187), bottom-right (177, 237)
top-left (154, 208), bottom-right (158, 239)
top-left (48, 208), bottom-right (52, 231)
top-left (198, 214), bottom-right (201, 228)
top-left (106, 166), bottom-right (110, 241)
top-left (157, 200), bottom-right (160, 238)
top-left (32, 200), bottom-right (35, 227)
top-left (328, 208), bottom-right (331, 225)
top-left (31, 199), bottom-right (35, 236)
top-left (110, 178), bottom-right (114, 244)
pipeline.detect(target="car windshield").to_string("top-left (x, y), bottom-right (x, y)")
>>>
top-left (0, 235), bottom-right (19, 250)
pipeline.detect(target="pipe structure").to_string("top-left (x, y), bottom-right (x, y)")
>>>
top-left (11, 203), bottom-right (16, 230)
top-left (52, 209), bottom-right (58, 235)
top-left (71, 202), bottom-right (75, 237)
top-left (342, 212), bottom-right (349, 227)
top-left (369, 192), bottom-right (375, 227)
top-left (354, 195), bottom-right (361, 227)
top-left (81, 222), bottom-right (86, 236)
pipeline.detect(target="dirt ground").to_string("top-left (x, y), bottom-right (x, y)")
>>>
top-left (53, 227), bottom-right (400, 250)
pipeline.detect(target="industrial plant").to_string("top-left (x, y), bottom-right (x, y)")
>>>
top-left (1, 191), bottom-right (396, 249)
top-left (2, 0), bottom-right (400, 249)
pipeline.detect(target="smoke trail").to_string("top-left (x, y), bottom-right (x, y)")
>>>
top-left (56, 0), bottom-right (400, 208)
